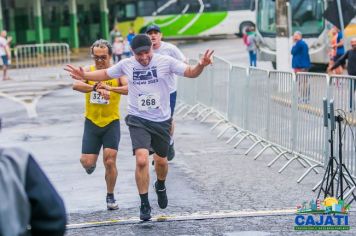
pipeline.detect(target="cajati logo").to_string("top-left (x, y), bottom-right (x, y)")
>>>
top-left (294, 197), bottom-right (350, 231)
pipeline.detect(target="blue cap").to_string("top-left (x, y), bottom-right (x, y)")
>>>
top-left (146, 25), bottom-right (161, 33)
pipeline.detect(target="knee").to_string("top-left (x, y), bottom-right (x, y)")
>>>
top-left (104, 156), bottom-right (116, 169)
top-left (80, 157), bottom-right (94, 168)
top-left (154, 155), bottom-right (167, 167)
top-left (135, 150), bottom-right (148, 169)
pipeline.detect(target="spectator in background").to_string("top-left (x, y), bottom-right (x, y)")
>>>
top-left (332, 26), bottom-right (345, 69)
top-left (291, 31), bottom-right (311, 103)
top-left (329, 38), bottom-right (356, 111)
top-left (329, 38), bottom-right (356, 76)
top-left (291, 31), bottom-right (310, 72)
top-left (112, 37), bottom-right (124, 64)
top-left (246, 26), bottom-right (257, 67)
top-left (127, 28), bottom-right (136, 46)
top-left (0, 147), bottom-right (67, 236)
top-left (123, 37), bottom-right (132, 58)
top-left (328, 27), bottom-right (343, 74)
top-left (0, 30), bottom-right (11, 80)
top-left (110, 26), bottom-right (122, 44)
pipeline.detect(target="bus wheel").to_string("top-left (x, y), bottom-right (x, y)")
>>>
top-left (238, 22), bottom-right (255, 37)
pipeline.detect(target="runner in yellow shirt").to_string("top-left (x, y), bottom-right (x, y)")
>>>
top-left (72, 39), bottom-right (128, 210)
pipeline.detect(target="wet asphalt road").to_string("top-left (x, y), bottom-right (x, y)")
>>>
top-left (0, 38), bottom-right (354, 235)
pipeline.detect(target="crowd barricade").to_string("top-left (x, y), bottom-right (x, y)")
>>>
top-left (329, 75), bottom-right (356, 180)
top-left (176, 59), bottom-right (199, 115)
top-left (15, 43), bottom-right (70, 69)
top-left (177, 57), bottom-right (356, 188)
top-left (218, 65), bottom-right (249, 143)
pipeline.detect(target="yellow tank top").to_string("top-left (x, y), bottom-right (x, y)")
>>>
top-left (85, 65), bottom-right (121, 127)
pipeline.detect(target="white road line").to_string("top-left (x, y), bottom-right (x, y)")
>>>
top-left (67, 208), bottom-right (295, 230)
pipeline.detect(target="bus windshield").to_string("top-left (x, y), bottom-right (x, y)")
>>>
top-left (257, 0), bottom-right (324, 36)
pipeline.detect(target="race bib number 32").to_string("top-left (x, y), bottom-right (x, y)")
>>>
top-left (138, 93), bottom-right (160, 111)
top-left (90, 91), bottom-right (109, 104)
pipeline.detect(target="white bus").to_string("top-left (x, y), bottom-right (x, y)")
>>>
top-left (110, 0), bottom-right (256, 38)
top-left (254, 0), bottom-right (356, 69)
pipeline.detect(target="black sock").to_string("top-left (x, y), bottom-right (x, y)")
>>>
top-left (156, 179), bottom-right (166, 190)
top-left (107, 193), bottom-right (114, 199)
top-left (140, 193), bottom-right (149, 206)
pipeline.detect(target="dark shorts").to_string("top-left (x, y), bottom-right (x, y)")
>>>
top-left (334, 54), bottom-right (346, 66)
top-left (82, 118), bottom-right (121, 155)
top-left (125, 115), bottom-right (172, 157)
top-left (170, 91), bottom-right (177, 117)
top-left (1, 55), bottom-right (8, 66)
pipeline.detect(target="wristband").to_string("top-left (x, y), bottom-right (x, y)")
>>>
top-left (93, 83), bottom-right (98, 92)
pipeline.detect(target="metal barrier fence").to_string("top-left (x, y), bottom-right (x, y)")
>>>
top-left (294, 73), bottom-right (329, 165)
top-left (329, 75), bottom-right (356, 178)
top-left (177, 55), bottom-right (356, 191)
top-left (227, 66), bottom-right (247, 129)
top-left (211, 57), bottom-right (231, 119)
top-left (15, 43), bottom-right (70, 69)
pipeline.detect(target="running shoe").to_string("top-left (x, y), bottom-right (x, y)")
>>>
top-left (154, 181), bottom-right (168, 209)
top-left (85, 165), bottom-right (96, 175)
top-left (106, 195), bottom-right (119, 210)
top-left (140, 204), bottom-right (152, 221)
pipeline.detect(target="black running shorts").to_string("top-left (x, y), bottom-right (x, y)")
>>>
top-left (82, 118), bottom-right (121, 154)
top-left (125, 115), bottom-right (172, 158)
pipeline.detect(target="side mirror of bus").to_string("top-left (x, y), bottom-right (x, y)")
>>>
top-left (250, 1), bottom-right (255, 11)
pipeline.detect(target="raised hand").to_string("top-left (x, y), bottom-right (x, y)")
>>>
top-left (64, 64), bottom-right (85, 80)
top-left (199, 49), bottom-right (214, 66)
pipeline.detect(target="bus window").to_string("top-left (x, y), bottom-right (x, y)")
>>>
top-left (291, 0), bottom-right (324, 36)
top-left (257, 0), bottom-right (324, 37)
top-left (257, 0), bottom-right (275, 35)
top-left (126, 3), bottom-right (137, 18)
top-left (116, 2), bottom-right (137, 21)
top-left (228, 0), bottom-right (252, 10)
top-left (208, 0), bottom-right (228, 11)
top-left (138, 0), bottom-right (156, 16)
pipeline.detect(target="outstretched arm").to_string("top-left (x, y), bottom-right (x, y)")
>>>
top-left (184, 49), bottom-right (214, 78)
top-left (65, 64), bottom-right (111, 81)
top-left (72, 66), bottom-right (96, 93)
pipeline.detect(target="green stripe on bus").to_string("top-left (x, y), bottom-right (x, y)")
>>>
top-left (147, 12), bottom-right (227, 36)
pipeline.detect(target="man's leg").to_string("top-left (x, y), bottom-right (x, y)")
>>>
top-left (103, 148), bottom-right (119, 210)
top-left (152, 134), bottom-right (170, 209)
top-left (153, 153), bottom-right (169, 208)
top-left (135, 148), bottom-right (151, 220)
top-left (103, 148), bottom-right (118, 193)
top-left (101, 119), bottom-right (120, 209)
top-left (153, 153), bottom-right (168, 182)
top-left (80, 154), bottom-right (98, 174)
top-left (81, 119), bottom-right (101, 174)
top-left (135, 148), bottom-right (150, 194)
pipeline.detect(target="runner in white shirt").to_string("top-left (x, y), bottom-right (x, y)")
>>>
top-left (146, 24), bottom-right (186, 161)
top-left (65, 34), bottom-right (214, 221)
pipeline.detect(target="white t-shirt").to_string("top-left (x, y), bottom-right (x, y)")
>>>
top-left (107, 53), bottom-right (187, 121)
top-left (153, 41), bottom-right (186, 93)
top-left (0, 37), bottom-right (8, 56)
